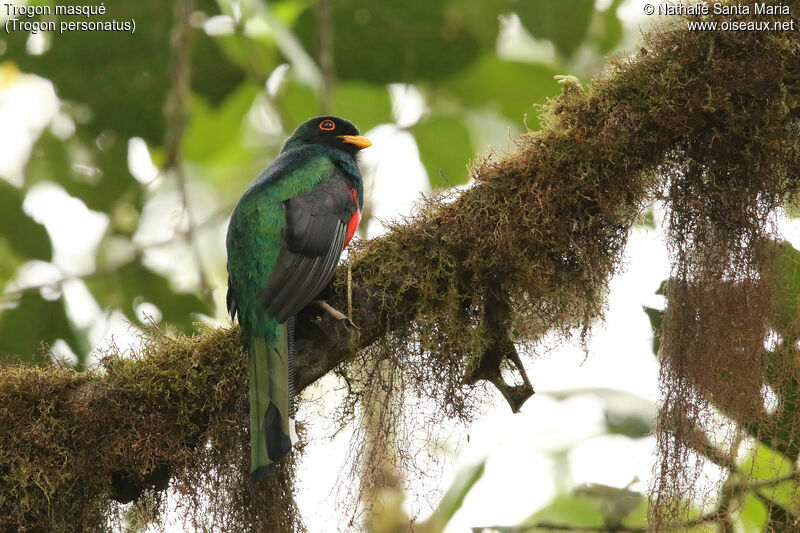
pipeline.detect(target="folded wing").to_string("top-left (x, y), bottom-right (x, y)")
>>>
top-left (260, 171), bottom-right (359, 322)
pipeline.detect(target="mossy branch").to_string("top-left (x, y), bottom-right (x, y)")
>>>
top-left (3, 2), bottom-right (799, 530)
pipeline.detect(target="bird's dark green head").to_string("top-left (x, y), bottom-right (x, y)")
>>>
top-left (282, 116), bottom-right (372, 156)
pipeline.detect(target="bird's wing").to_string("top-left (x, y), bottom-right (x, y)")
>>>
top-left (259, 171), bottom-right (359, 322)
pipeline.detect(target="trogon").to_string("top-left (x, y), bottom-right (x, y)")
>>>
top-left (226, 116), bottom-right (371, 480)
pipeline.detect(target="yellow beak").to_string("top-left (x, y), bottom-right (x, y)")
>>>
top-left (339, 135), bottom-right (373, 150)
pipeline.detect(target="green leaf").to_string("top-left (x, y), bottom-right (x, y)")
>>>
top-left (523, 494), bottom-right (605, 527)
top-left (513, 0), bottom-right (595, 59)
top-left (0, 240), bottom-right (23, 293)
top-left (207, 26), bottom-right (280, 81)
top-left (442, 56), bottom-right (560, 126)
top-left (294, 0), bottom-right (481, 84)
top-left (422, 460), bottom-right (485, 532)
top-left (739, 444), bottom-right (796, 506)
top-left (86, 262), bottom-right (212, 333)
top-left (770, 241), bottom-right (800, 338)
top-left (183, 83), bottom-right (261, 165)
top-left (191, 0), bottom-right (248, 104)
top-left (24, 130), bottom-right (141, 216)
top-left (637, 208), bottom-right (655, 229)
top-left (412, 114), bottom-right (473, 189)
top-left (642, 305), bottom-right (663, 355)
top-left (0, 293), bottom-right (78, 365)
top-left (737, 494), bottom-right (768, 533)
top-left (590, 0), bottom-right (624, 55)
top-left (331, 82), bottom-right (392, 132)
top-left (277, 77), bottom-right (321, 128)
top-left (572, 484), bottom-right (644, 526)
top-left (524, 487), bottom-right (645, 530)
top-left (0, 182), bottom-right (51, 262)
top-left (446, 0), bottom-right (505, 47)
top-left (183, 83), bottom-right (270, 194)
top-left (621, 497), bottom-right (648, 528)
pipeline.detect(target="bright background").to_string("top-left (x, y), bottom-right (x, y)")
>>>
top-left (1, 0), bottom-right (765, 530)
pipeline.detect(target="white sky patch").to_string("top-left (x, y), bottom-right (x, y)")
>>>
top-left (23, 182), bottom-right (109, 275)
top-left (389, 84), bottom-right (426, 129)
top-left (133, 187), bottom-right (183, 247)
top-left (357, 124), bottom-right (429, 238)
top-left (51, 338), bottom-right (79, 366)
top-left (618, 0), bottom-right (663, 27)
top-left (202, 14), bottom-right (236, 36)
top-left (464, 108), bottom-right (520, 156)
top-left (294, 391), bottom-right (358, 529)
top-left (247, 91), bottom-right (284, 138)
top-left (761, 384), bottom-right (779, 415)
top-left (497, 13), bottom-right (559, 64)
top-left (135, 301), bottom-right (163, 324)
top-left (9, 260), bottom-right (62, 300)
top-left (266, 63), bottom-right (290, 98)
top-left (763, 329), bottom-right (780, 352)
top-left (0, 69), bottom-right (59, 186)
top-left (778, 208), bottom-right (800, 250)
top-left (26, 32), bottom-right (49, 56)
top-left (456, 446), bottom-right (555, 529)
top-left (89, 309), bottom-right (142, 358)
top-left (62, 279), bottom-right (102, 329)
top-left (50, 111), bottom-right (76, 139)
top-left (133, 176), bottom-right (223, 293)
top-left (528, 226), bottom-right (666, 401)
top-left (128, 137), bottom-right (160, 184)
top-left (569, 435), bottom-right (654, 488)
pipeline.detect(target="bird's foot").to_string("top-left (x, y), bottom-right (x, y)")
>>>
top-left (312, 300), bottom-right (359, 329)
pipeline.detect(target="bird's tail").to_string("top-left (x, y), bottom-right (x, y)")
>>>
top-left (248, 318), bottom-right (297, 481)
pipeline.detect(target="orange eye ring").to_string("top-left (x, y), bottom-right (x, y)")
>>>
top-left (319, 120), bottom-right (335, 131)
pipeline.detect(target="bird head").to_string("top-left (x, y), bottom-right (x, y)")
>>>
top-left (283, 116), bottom-right (372, 156)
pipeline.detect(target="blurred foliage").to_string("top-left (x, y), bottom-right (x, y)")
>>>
top-left (397, 246), bottom-right (800, 532)
top-left (4, 1), bottom-right (172, 143)
top-left (4, 0), bottom-right (790, 530)
top-left (0, 0), bottom-right (630, 528)
top-left (642, 279), bottom-right (666, 355)
top-left (420, 461), bottom-right (486, 532)
top-left (0, 181), bottom-right (51, 262)
top-left (0, 292), bottom-right (82, 365)
top-left (0, 0), bottom-right (625, 368)
top-left (640, 241), bottom-right (800, 532)
top-left (521, 486), bottom-right (647, 531)
top-left (412, 114), bottom-right (473, 188)
top-left (294, 0), bottom-right (481, 84)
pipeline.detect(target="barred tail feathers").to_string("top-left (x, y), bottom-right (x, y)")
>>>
top-left (248, 321), bottom-right (297, 482)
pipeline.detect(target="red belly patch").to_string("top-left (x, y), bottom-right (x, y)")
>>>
top-left (344, 188), bottom-right (360, 249)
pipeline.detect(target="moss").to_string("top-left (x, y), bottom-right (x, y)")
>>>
top-left (0, 327), bottom-right (304, 532)
top-left (2, 0), bottom-right (799, 529)
top-left (319, 0), bottom-right (800, 527)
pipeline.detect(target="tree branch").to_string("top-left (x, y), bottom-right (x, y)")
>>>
top-left (164, 0), bottom-right (212, 295)
top-left (2, 3), bottom-right (798, 529)
top-left (293, 4), bottom-right (799, 404)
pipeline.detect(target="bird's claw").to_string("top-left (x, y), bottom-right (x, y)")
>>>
top-left (312, 300), bottom-right (360, 330)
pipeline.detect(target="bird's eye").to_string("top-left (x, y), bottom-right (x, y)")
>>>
top-left (319, 120), bottom-right (335, 131)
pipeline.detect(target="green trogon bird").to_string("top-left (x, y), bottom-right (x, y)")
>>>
top-left (226, 116), bottom-right (371, 481)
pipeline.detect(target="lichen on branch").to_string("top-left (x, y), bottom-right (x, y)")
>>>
top-left (2, 1), bottom-right (800, 530)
